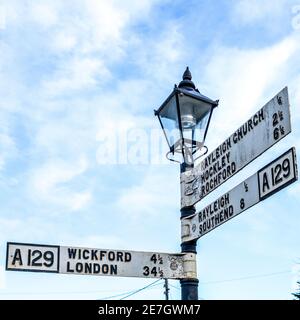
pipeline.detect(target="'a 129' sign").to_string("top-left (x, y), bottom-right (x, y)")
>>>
top-left (181, 148), bottom-right (298, 242)
top-left (258, 148), bottom-right (296, 200)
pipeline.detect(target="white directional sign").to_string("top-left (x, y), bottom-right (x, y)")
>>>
top-left (6, 243), bottom-right (196, 279)
top-left (181, 87), bottom-right (291, 208)
top-left (181, 148), bottom-right (298, 242)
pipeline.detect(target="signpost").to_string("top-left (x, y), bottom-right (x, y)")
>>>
top-left (181, 87), bottom-right (291, 207)
top-left (6, 242), bottom-right (196, 280)
top-left (5, 85), bottom-right (298, 301)
top-left (181, 148), bottom-right (298, 242)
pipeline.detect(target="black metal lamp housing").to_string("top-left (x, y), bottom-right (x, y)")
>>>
top-left (154, 67), bottom-right (219, 165)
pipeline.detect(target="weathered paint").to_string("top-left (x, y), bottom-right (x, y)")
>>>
top-left (181, 87), bottom-right (291, 207)
top-left (6, 242), bottom-right (196, 279)
top-left (181, 148), bottom-right (298, 242)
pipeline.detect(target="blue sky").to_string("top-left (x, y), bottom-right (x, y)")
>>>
top-left (0, 0), bottom-right (300, 299)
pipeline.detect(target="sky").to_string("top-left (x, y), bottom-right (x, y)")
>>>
top-left (0, 0), bottom-right (300, 300)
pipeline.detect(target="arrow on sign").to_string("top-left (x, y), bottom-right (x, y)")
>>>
top-left (181, 87), bottom-right (291, 208)
top-left (6, 243), bottom-right (196, 280)
top-left (181, 147), bottom-right (298, 242)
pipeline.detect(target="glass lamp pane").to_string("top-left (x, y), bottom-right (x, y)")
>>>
top-left (178, 94), bottom-right (212, 124)
top-left (178, 94), bottom-right (212, 144)
top-left (158, 95), bottom-right (181, 148)
top-left (181, 111), bottom-right (210, 143)
top-left (193, 110), bottom-right (211, 144)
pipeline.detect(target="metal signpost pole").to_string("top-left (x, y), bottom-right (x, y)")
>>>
top-left (164, 279), bottom-right (170, 300)
top-left (154, 68), bottom-right (219, 300)
top-left (180, 163), bottom-right (198, 300)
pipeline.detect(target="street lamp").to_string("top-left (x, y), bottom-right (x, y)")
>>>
top-left (154, 67), bottom-right (218, 168)
top-left (154, 67), bottom-right (219, 300)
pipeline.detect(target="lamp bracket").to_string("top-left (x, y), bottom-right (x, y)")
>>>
top-left (165, 139), bottom-right (208, 165)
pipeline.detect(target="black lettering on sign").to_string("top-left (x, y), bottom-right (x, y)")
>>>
top-left (68, 248), bottom-right (77, 259)
top-left (31, 250), bottom-right (43, 267)
top-left (150, 254), bottom-right (157, 264)
top-left (265, 160), bottom-right (290, 193)
top-left (151, 267), bottom-right (157, 277)
top-left (12, 249), bottom-right (23, 266)
top-left (142, 265), bottom-right (163, 278)
top-left (150, 254), bottom-right (163, 264)
top-left (82, 249), bottom-right (90, 260)
top-left (125, 252), bottom-right (131, 262)
top-left (117, 252), bottom-right (123, 262)
top-left (44, 251), bottom-right (54, 267)
top-left (27, 249), bottom-right (55, 267)
top-left (258, 148), bottom-right (296, 201)
top-left (273, 127), bottom-right (279, 140)
top-left (240, 198), bottom-right (245, 210)
top-left (282, 159), bottom-right (290, 178)
top-left (6, 243), bottom-right (59, 273)
top-left (273, 113), bottom-right (279, 127)
top-left (143, 266), bottom-right (150, 276)
top-left (273, 164), bottom-right (283, 185)
top-left (262, 172), bottom-right (270, 193)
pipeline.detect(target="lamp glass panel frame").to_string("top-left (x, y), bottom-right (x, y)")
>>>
top-left (156, 89), bottom-right (215, 155)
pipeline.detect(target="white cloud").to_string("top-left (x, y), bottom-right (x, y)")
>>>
top-left (0, 217), bottom-right (32, 243)
top-left (50, 32), bottom-right (77, 52)
top-left (134, 21), bottom-right (185, 84)
top-left (0, 217), bottom-right (22, 233)
top-left (289, 73), bottom-right (300, 120)
top-left (116, 167), bottom-right (178, 219)
top-left (45, 0), bottom-right (159, 58)
top-left (83, 0), bottom-right (126, 45)
top-left (0, 1), bottom-right (23, 28)
top-left (29, 156), bottom-right (91, 211)
top-left (42, 57), bottom-right (111, 95)
top-left (30, 2), bottom-right (59, 28)
top-left (232, 0), bottom-right (289, 25)
top-left (202, 34), bottom-right (299, 147)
